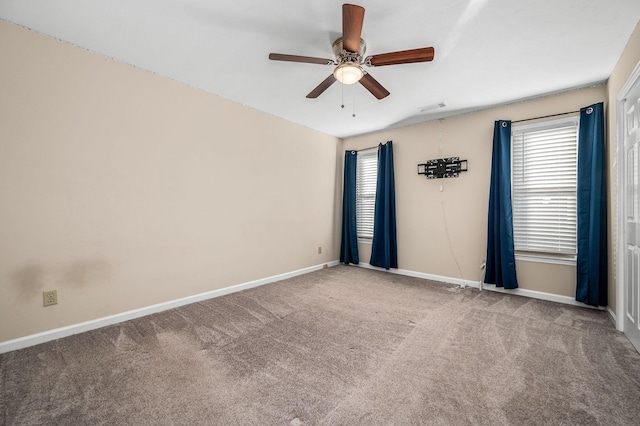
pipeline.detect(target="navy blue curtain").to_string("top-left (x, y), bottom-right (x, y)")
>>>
top-left (370, 141), bottom-right (398, 269)
top-left (576, 102), bottom-right (607, 306)
top-left (485, 121), bottom-right (518, 289)
top-left (340, 150), bottom-right (359, 264)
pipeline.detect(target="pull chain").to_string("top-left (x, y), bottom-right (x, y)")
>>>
top-left (339, 84), bottom-right (356, 117)
top-left (352, 84), bottom-right (356, 118)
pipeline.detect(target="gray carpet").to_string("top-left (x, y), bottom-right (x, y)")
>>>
top-left (1, 265), bottom-right (639, 425)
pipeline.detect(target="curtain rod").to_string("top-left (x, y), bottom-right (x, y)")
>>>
top-left (351, 146), bottom-right (378, 152)
top-left (350, 141), bottom-right (392, 153)
top-left (511, 110), bottom-right (579, 124)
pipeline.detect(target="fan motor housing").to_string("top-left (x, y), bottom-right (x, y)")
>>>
top-left (332, 37), bottom-right (366, 65)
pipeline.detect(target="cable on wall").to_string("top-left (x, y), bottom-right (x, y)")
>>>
top-left (434, 119), bottom-right (469, 292)
top-left (439, 118), bottom-right (443, 154)
top-left (442, 199), bottom-right (468, 292)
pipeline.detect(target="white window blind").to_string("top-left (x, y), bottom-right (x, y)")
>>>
top-left (356, 148), bottom-right (378, 239)
top-left (512, 118), bottom-right (578, 257)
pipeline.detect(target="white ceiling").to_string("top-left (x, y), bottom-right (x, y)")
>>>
top-left (2, 1), bottom-right (640, 138)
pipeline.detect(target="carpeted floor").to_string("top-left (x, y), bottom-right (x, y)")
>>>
top-left (1, 265), bottom-right (639, 425)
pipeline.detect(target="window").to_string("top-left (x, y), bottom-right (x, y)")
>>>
top-left (356, 148), bottom-right (377, 239)
top-left (511, 117), bottom-right (579, 263)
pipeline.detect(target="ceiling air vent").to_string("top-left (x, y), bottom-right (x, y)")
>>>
top-left (417, 102), bottom-right (447, 113)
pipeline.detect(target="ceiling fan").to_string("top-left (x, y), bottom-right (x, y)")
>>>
top-left (268, 4), bottom-right (435, 100)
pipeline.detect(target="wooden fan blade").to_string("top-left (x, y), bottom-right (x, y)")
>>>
top-left (359, 73), bottom-right (390, 99)
top-left (269, 53), bottom-right (334, 65)
top-left (306, 75), bottom-right (337, 98)
top-left (342, 4), bottom-right (365, 52)
top-left (367, 47), bottom-right (435, 67)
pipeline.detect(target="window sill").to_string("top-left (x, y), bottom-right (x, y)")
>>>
top-left (515, 253), bottom-right (576, 266)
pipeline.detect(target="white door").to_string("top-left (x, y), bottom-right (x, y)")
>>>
top-left (623, 74), bottom-right (640, 352)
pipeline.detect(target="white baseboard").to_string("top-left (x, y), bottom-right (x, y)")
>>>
top-left (355, 263), bottom-right (604, 310)
top-left (480, 283), bottom-right (603, 310)
top-left (607, 307), bottom-right (617, 326)
top-left (356, 263), bottom-right (480, 288)
top-left (0, 260), bottom-right (340, 354)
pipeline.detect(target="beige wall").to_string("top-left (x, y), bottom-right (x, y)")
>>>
top-left (0, 21), bottom-right (340, 343)
top-left (343, 86), bottom-right (606, 298)
top-left (3, 17), bottom-right (637, 345)
top-left (606, 20), bottom-right (640, 315)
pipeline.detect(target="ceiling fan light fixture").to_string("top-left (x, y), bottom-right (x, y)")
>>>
top-left (334, 63), bottom-right (364, 85)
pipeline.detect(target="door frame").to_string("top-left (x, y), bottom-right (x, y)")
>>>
top-left (616, 59), bottom-right (640, 332)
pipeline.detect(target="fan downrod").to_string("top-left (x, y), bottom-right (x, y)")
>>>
top-left (332, 37), bottom-right (366, 65)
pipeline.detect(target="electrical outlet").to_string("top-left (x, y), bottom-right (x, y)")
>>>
top-left (43, 290), bottom-right (57, 307)
top-left (318, 246), bottom-right (322, 254)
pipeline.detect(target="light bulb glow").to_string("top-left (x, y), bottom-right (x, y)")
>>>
top-left (334, 63), bottom-right (364, 85)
